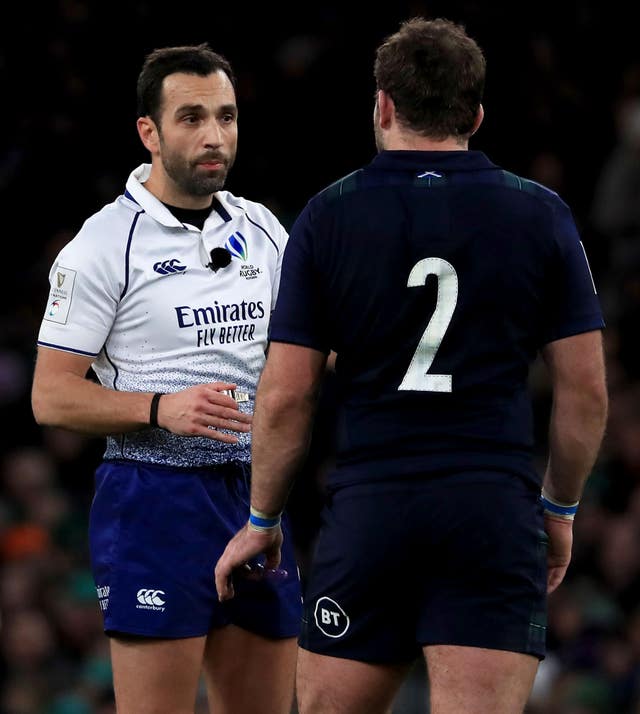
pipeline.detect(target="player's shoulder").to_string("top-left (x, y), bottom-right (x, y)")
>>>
top-left (498, 170), bottom-right (568, 210)
top-left (293, 169), bottom-right (366, 228)
top-left (314, 169), bottom-right (365, 207)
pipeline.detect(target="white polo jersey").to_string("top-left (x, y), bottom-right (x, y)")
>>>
top-left (38, 164), bottom-right (288, 467)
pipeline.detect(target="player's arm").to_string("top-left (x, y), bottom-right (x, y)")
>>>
top-left (215, 341), bottom-right (327, 599)
top-left (541, 330), bottom-right (607, 501)
top-left (31, 346), bottom-right (251, 441)
top-left (540, 329), bottom-right (608, 592)
top-left (250, 341), bottom-right (327, 511)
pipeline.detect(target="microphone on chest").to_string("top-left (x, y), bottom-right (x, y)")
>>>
top-left (207, 247), bottom-right (232, 273)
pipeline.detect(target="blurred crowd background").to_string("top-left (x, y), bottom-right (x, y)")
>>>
top-left (2, 1), bottom-right (640, 712)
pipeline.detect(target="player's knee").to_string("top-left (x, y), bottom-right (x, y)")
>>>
top-left (297, 686), bottom-right (338, 714)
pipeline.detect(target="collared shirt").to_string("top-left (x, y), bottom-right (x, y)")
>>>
top-left (38, 164), bottom-right (288, 467)
top-left (270, 150), bottom-right (604, 486)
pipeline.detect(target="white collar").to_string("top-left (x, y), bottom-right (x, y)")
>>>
top-left (124, 164), bottom-right (241, 227)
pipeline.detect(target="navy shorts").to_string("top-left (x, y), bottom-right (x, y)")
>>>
top-left (299, 471), bottom-right (547, 663)
top-left (89, 460), bottom-right (301, 639)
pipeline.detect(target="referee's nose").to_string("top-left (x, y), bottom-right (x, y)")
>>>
top-left (203, 117), bottom-right (226, 150)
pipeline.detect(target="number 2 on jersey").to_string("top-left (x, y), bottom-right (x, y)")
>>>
top-left (397, 257), bottom-right (458, 393)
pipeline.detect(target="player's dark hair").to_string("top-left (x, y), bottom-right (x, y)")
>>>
top-left (137, 43), bottom-right (236, 125)
top-left (374, 18), bottom-right (485, 140)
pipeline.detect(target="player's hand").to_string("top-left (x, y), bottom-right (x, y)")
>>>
top-left (544, 514), bottom-right (573, 593)
top-left (154, 383), bottom-right (252, 443)
top-left (214, 524), bottom-right (283, 601)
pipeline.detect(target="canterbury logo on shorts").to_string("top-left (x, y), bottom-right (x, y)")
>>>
top-left (136, 588), bottom-right (166, 606)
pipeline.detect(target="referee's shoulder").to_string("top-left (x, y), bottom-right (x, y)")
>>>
top-left (218, 190), bottom-right (288, 249)
top-left (73, 196), bottom-right (142, 252)
top-left (218, 190), bottom-right (275, 220)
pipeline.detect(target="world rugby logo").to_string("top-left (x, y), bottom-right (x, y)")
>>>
top-left (225, 231), bottom-right (248, 261)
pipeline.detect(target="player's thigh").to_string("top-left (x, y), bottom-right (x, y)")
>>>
top-left (202, 624), bottom-right (297, 714)
top-left (296, 647), bottom-right (409, 714)
top-left (110, 634), bottom-right (206, 714)
top-left (425, 644), bottom-right (539, 714)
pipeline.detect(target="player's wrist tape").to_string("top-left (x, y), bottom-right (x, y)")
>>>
top-left (541, 489), bottom-right (579, 520)
top-left (149, 392), bottom-right (164, 428)
top-left (248, 507), bottom-right (282, 531)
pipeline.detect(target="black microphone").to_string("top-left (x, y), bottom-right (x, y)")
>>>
top-left (207, 247), bottom-right (232, 272)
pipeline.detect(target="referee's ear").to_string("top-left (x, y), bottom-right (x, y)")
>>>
top-left (137, 115), bottom-right (160, 154)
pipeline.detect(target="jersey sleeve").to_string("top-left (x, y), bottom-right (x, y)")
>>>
top-left (271, 220), bottom-right (289, 308)
top-left (268, 202), bottom-right (331, 353)
top-left (37, 227), bottom-right (120, 356)
top-left (542, 200), bottom-right (605, 344)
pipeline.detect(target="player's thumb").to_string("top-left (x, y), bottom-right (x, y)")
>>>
top-left (264, 545), bottom-right (282, 571)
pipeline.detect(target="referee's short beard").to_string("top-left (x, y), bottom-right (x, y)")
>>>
top-left (163, 155), bottom-right (235, 196)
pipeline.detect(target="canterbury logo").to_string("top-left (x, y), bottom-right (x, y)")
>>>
top-left (153, 259), bottom-right (187, 275)
top-left (136, 589), bottom-right (166, 606)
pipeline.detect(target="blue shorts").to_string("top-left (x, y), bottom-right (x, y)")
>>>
top-left (89, 460), bottom-right (301, 639)
top-left (299, 471), bottom-right (547, 663)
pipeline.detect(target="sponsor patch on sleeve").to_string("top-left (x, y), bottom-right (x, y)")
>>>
top-left (43, 267), bottom-right (76, 324)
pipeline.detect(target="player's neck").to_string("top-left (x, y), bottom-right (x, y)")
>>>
top-left (380, 120), bottom-right (469, 151)
top-left (384, 131), bottom-right (469, 152)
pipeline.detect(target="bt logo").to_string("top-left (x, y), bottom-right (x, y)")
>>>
top-left (314, 596), bottom-right (350, 638)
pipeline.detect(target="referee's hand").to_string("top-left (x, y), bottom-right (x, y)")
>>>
top-left (155, 383), bottom-right (252, 442)
top-left (215, 524), bottom-right (283, 601)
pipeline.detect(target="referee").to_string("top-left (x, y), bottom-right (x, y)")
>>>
top-left (32, 44), bottom-right (300, 714)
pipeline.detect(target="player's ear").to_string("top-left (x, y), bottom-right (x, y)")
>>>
top-left (137, 116), bottom-right (160, 153)
top-left (470, 104), bottom-right (484, 136)
top-left (377, 90), bottom-right (395, 130)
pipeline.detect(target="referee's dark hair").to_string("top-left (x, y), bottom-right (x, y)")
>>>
top-left (374, 18), bottom-right (485, 141)
top-left (137, 43), bottom-right (236, 126)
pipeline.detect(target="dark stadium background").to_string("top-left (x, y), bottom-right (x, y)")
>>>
top-left (2, 1), bottom-right (640, 712)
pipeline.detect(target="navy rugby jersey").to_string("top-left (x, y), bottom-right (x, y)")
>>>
top-left (270, 151), bottom-right (604, 487)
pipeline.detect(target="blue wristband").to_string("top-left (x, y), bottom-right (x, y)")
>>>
top-left (248, 507), bottom-right (282, 531)
top-left (540, 490), bottom-right (579, 519)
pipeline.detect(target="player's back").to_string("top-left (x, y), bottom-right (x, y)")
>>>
top-left (271, 151), bottom-right (603, 486)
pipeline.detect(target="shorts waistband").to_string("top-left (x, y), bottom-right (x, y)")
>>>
top-left (102, 458), bottom-right (250, 477)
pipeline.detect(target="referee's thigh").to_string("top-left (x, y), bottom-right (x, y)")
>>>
top-left (110, 634), bottom-right (206, 714)
top-left (203, 625), bottom-right (297, 714)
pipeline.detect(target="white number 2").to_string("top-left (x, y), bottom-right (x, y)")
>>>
top-left (397, 257), bottom-right (458, 392)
